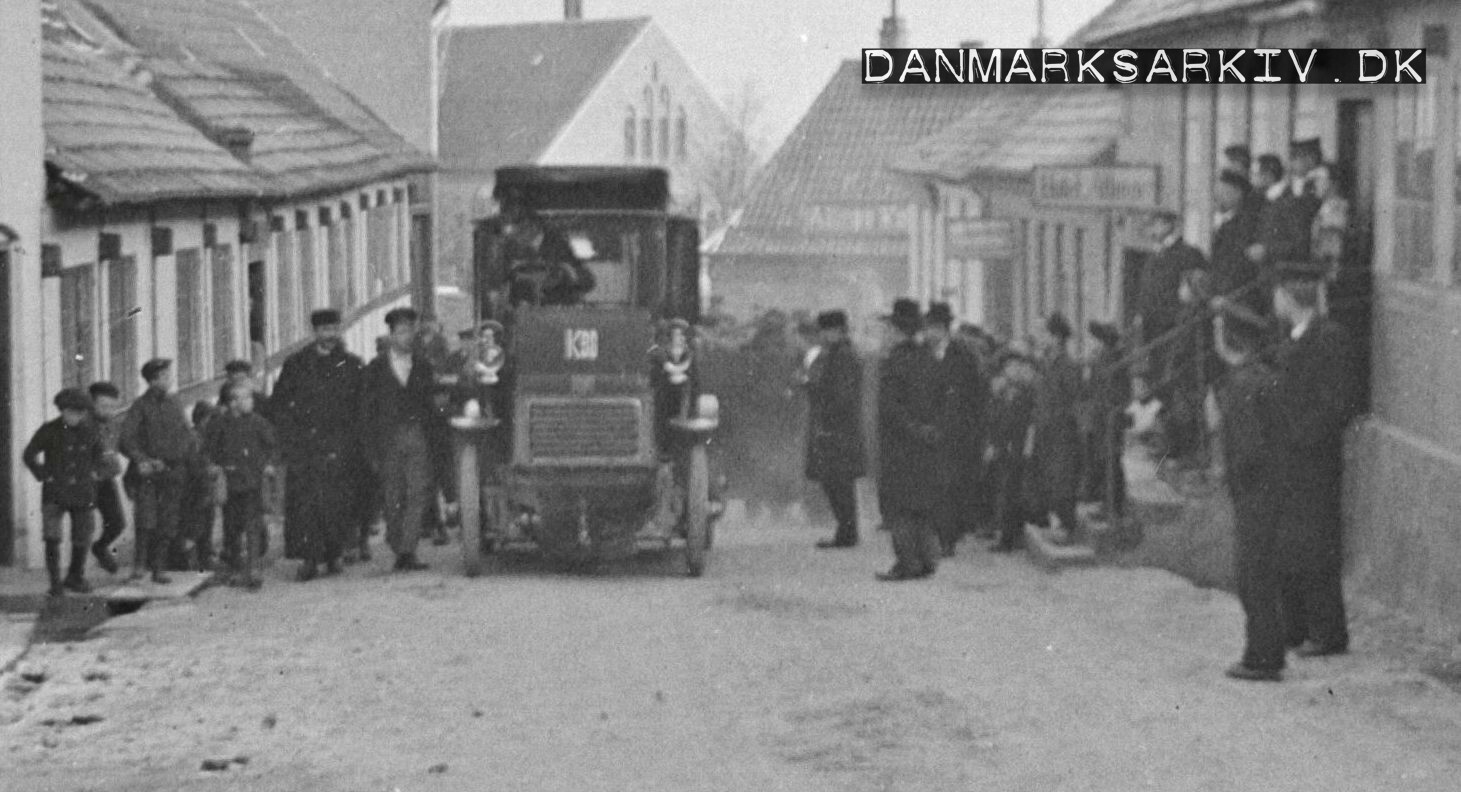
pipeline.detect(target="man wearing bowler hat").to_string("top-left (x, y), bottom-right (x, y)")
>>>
top-left (924, 302), bottom-right (987, 556)
top-left (804, 309), bottom-right (866, 549)
top-left (1212, 169), bottom-right (1265, 313)
top-left (1266, 260), bottom-right (1360, 659)
top-left (270, 308), bottom-right (366, 580)
top-left (874, 298), bottom-right (942, 580)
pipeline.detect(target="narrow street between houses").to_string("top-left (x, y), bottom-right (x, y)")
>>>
top-left (4, 515), bottom-right (1461, 792)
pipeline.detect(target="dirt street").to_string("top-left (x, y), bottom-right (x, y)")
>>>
top-left (5, 514), bottom-right (1461, 792)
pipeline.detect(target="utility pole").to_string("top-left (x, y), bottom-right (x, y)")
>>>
top-left (1033, 0), bottom-right (1049, 48)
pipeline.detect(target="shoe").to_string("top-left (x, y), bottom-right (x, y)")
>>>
top-left (62, 576), bottom-right (92, 594)
top-left (47, 582), bottom-right (66, 598)
top-left (296, 564), bottom-right (318, 582)
top-left (150, 571), bottom-right (172, 585)
top-left (815, 539), bottom-right (856, 549)
top-left (325, 559), bottom-right (344, 576)
top-left (92, 543), bottom-right (119, 574)
top-left (1225, 662), bottom-right (1282, 682)
top-left (1294, 640), bottom-right (1348, 658)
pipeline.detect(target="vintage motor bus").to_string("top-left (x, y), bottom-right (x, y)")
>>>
top-left (450, 166), bottom-right (722, 575)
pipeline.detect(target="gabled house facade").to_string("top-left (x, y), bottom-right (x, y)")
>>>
top-left (436, 14), bottom-right (738, 291)
top-left (1, 0), bottom-right (434, 568)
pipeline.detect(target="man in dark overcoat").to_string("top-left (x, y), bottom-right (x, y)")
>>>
top-left (1136, 210), bottom-right (1208, 385)
top-left (989, 350), bottom-right (1038, 552)
top-left (1213, 306), bottom-right (1286, 681)
top-left (1032, 313), bottom-right (1083, 544)
top-left (270, 308), bottom-right (365, 581)
top-left (359, 307), bottom-right (449, 572)
top-left (1211, 170), bottom-right (1264, 314)
top-left (924, 303), bottom-right (987, 557)
top-left (875, 298), bottom-right (942, 581)
top-left (1267, 261), bottom-right (1360, 658)
top-left (1085, 322), bottom-right (1130, 522)
top-left (804, 310), bottom-right (866, 549)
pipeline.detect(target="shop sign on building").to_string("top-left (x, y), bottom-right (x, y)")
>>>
top-left (1033, 165), bottom-right (1160, 210)
top-left (946, 218), bottom-right (1015, 258)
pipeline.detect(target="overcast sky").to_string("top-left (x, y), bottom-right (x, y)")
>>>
top-left (448, 0), bottom-right (1115, 152)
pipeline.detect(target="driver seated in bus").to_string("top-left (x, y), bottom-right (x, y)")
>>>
top-left (500, 207), bottom-right (596, 307)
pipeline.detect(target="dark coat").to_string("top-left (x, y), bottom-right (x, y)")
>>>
top-left (931, 337), bottom-right (987, 472)
top-left (649, 342), bottom-right (701, 452)
top-left (202, 412), bottom-right (278, 494)
top-left (358, 352), bottom-right (446, 461)
top-left (804, 339), bottom-right (866, 482)
top-left (1138, 238), bottom-right (1209, 343)
top-left (270, 343), bottom-right (365, 463)
top-left (1211, 207), bottom-right (1264, 312)
top-left (876, 338), bottom-right (942, 515)
top-left (23, 418), bottom-right (105, 509)
top-left (1257, 187), bottom-right (1322, 269)
top-left (1268, 318), bottom-right (1358, 573)
top-left (1218, 358), bottom-right (1282, 554)
top-left (1033, 347), bottom-right (1082, 508)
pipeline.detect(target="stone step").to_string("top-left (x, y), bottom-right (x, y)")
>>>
top-left (1023, 523), bottom-right (1097, 570)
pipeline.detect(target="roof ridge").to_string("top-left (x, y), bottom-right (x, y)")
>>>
top-left (446, 15), bottom-right (651, 33)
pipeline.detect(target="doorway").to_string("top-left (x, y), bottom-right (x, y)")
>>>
top-left (247, 259), bottom-right (266, 367)
top-left (1335, 99), bottom-right (1375, 412)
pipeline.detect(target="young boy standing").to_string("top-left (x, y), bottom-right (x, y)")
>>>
top-left (23, 388), bottom-right (107, 596)
top-left (202, 381), bottom-right (278, 589)
top-left (87, 382), bottom-right (127, 574)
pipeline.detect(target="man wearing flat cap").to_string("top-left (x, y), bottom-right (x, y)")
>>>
top-left (1212, 169), bottom-right (1265, 314)
top-left (24, 388), bottom-right (107, 595)
top-left (874, 298), bottom-right (942, 580)
top-left (271, 307), bottom-right (366, 580)
top-left (924, 302), bottom-right (988, 556)
top-left (1211, 303), bottom-right (1286, 681)
top-left (804, 309), bottom-right (866, 549)
top-left (119, 358), bottom-right (199, 584)
top-left (1265, 261), bottom-right (1361, 660)
top-left (359, 306), bottom-right (449, 572)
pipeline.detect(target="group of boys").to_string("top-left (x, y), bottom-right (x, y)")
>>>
top-left (21, 304), bottom-right (486, 596)
top-left (24, 358), bottom-right (275, 596)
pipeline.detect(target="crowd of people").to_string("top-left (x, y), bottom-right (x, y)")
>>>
top-left (21, 306), bottom-right (510, 596)
top-left (799, 135), bottom-right (1363, 682)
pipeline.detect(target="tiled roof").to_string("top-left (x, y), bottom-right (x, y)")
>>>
top-left (41, 0), bottom-right (431, 205)
top-left (438, 18), bottom-right (650, 172)
top-left (1066, 0), bottom-right (1277, 45)
top-left (716, 60), bottom-right (994, 260)
top-left (891, 86), bottom-right (1125, 182)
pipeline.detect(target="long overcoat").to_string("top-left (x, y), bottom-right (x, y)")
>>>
top-left (1138, 239), bottom-right (1209, 344)
top-left (805, 339), bottom-right (866, 482)
top-left (1032, 347), bottom-right (1083, 512)
top-left (876, 338), bottom-right (942, 515)
top-left (1267, 318), bottom-right (1358, 573)
top-left (1211, 206), bottom-right (1263, 311)
top-left (1257, 187), bottom-right (1322, 270)
top-left (932, 337), bottom-right (987, 509)
top-left (1218, 357), bottom-right (1282, 563)
top-left (269, 342), bottom-right (364, 558)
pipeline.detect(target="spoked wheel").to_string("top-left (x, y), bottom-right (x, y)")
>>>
top-left (684, 444), bottom-right (710, 578)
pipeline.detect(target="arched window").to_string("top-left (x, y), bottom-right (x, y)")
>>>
top-left (624, 107), bottom-right (637, 160)
top-left (659, 116), bottom-right (670, 161)
top-left (641, 115), bottom-right (653, 160)
top-left (676, 108), bottom-right (688, 161)
top-left (659, 85), bottom-right (670, 110)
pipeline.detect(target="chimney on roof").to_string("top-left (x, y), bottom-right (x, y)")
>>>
top-left (1031, 0), bottom-right (1049, 47)
top-left (879, 0), bottom-right (905, 49)
top-left (958, 39), bottom-right (984, 49)
top-left (565, 0), bottom-right (583, 20)
top-left (217, 126), bottom-right (255, 164)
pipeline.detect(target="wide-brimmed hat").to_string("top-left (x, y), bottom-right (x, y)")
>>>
top-left (1088, 321), bottom-right (1121, 348)
top-left (140, 358), bottom-right (172, 382)
top-left (879, 298), bottom-right (923, 332)
top-left (925, 302), bottom-right (955, 328)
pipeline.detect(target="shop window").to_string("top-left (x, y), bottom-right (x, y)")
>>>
top-left (1395, 83), bottom-right (1435, 281)
top-left (59, 265), bottom-right (96, 389)
top-left (176, 248), bottom-right (207, 386)
top-left (211, 245), bottom-right (234, 371)
top-left (624, 108), bottom-right (637, 160)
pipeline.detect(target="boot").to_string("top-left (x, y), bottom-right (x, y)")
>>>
top-left (63, 545), bottom-right (92, 594)
top-left (45, 540), bottom-right (65, 597)
top-left (91, 541), bottom-right (119, 574)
